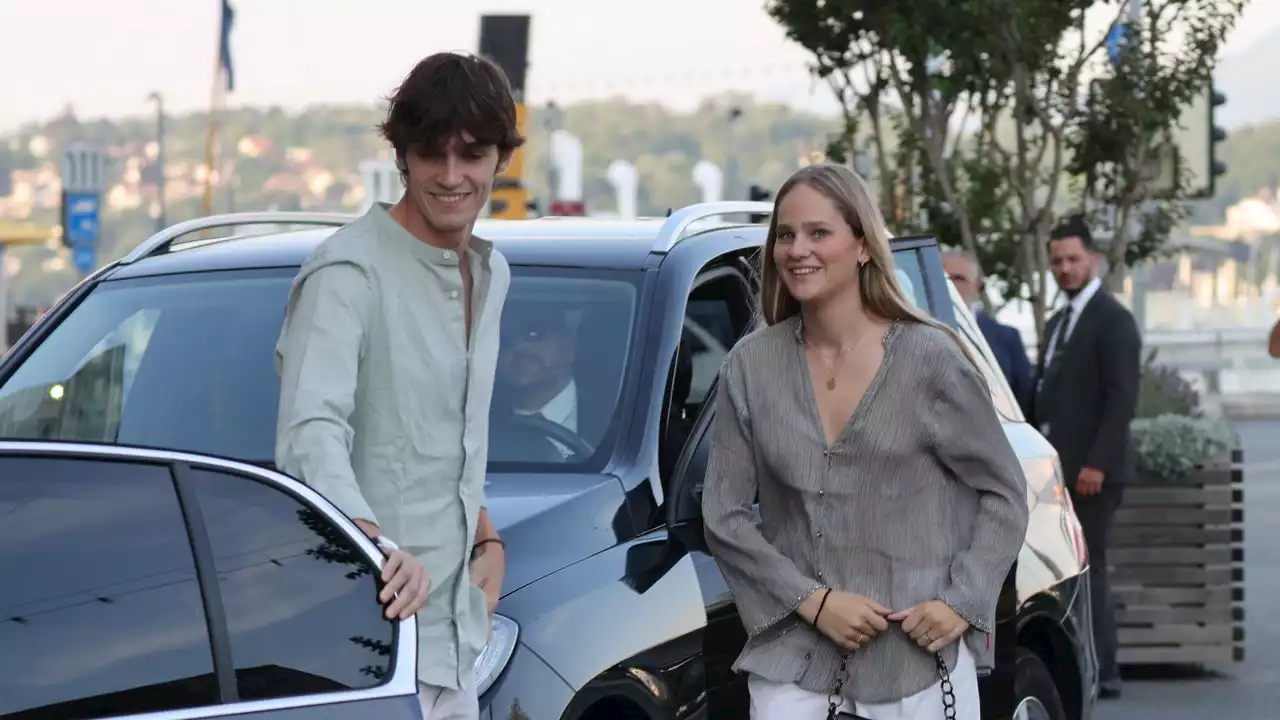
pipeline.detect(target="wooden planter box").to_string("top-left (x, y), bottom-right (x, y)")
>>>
top-left (1110, 448), bottom-right (1245, 666)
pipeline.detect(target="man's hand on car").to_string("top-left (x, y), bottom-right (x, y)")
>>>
top-left (355, 518), bottom-right (431, 620)
top-left (470, 538), bottom-right (506, 620)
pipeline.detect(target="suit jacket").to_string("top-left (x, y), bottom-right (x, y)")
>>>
top-left (1031, 290), bottom-right (1142, 485)
top-left (975, 310), bottom-right (1034, 416)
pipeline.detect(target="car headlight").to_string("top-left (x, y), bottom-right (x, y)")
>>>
top-left (473, 614), bottom-right (518, 697)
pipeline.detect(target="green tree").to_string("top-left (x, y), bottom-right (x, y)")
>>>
top-left (768, 0), bottom-right (1091, 330)
top-left (768, 0), bottom-right (1245, 337)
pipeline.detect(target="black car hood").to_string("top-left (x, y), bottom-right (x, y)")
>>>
top-left (483, 471), bottom-right (630, 597)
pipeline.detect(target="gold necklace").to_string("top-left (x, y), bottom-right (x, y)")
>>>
top-left (806, 331), bottom-right (869, 390)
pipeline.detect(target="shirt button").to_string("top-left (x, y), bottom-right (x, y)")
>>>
top-left (817, 531), bottom-right (823, 537)
top-left (443, 250), bottom-right (453, 259)
top-left (450, 290), bottom-right (459, 299)
top-left (819, 489), bottom-right (825, 497)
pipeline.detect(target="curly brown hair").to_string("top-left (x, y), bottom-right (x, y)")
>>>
top-left (379, 52), bottom-right (526, 169)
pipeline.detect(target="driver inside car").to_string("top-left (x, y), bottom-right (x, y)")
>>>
top-left (492, 306), bottom-right (583, 461)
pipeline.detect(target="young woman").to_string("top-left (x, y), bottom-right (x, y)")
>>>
top-left (702, 163), bottom-right (1029, 719)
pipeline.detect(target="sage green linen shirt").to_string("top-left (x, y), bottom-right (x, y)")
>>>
top-left (275, 203), bottom-right (509, 690)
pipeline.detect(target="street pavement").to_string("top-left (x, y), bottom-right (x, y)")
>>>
top-left (1093, 419), bottom-right (1280, 720)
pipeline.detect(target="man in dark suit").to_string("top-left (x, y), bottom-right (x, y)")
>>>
top-left (1031, 220), bottom-right (1142, 699)
top-left (943, 250), bottom-right (1034, 415)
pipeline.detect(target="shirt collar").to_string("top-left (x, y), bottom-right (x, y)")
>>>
top-left (1068, 277), bottom-right (1102, 315)
top-left (369, 202), bottom-right (493, 266)
top-left (517, 380), bottom-right (577, 426)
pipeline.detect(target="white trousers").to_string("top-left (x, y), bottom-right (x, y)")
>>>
top-left (748, 642), bottom-right (981, 720)
top-left (417, 673), bottom-right (479, 720)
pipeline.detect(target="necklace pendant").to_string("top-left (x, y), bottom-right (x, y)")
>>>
top-left (826, 377), bottom-right (837, 391)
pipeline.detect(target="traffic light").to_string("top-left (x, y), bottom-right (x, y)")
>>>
top-left (1209, 87), bottom-right (1228, 195)
top-left (1171, 81), bottom-right (1227, 199)
top-left (748, 184), bottom-right (772, 224)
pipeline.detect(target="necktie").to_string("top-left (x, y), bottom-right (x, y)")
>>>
top-left (1050, 304), bottom-right (1074, 365)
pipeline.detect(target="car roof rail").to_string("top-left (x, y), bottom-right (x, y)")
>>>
top-left (118, 211), bottom-right (355, 265)
top-left (651, 201), bottom-right (773, 253)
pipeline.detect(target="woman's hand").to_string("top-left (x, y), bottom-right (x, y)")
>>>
top-left (889, 600), bottom-right (970, 653)
top-left (800, 589), bottom-right (891, 651)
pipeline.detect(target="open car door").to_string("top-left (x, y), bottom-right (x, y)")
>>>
top-left (0, 441), bottom-right (421, 720)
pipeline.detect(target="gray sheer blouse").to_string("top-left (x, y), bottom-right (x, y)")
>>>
top-left (701, 318), bottom-right (1029, 703)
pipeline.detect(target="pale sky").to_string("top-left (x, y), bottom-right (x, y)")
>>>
top-left (2, 0), bottom-right (1277, 133)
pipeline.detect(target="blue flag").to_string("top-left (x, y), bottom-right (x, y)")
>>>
top-left (1106, 22), bottom-right (1127, 68)
top-left (220, 0), bottom-right (236, 91)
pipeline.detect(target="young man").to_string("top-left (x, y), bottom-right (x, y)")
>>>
top-left (1030, 219), bottom-right (1141, 700)
top-left (275, 52), bottom-right (523, 720)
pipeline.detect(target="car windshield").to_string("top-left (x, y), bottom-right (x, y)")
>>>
top-left (0, 266), bottom-right (641, 472)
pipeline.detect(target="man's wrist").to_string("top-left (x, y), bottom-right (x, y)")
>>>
top-left (475, 507), bottom-right (499, 542)
top-left (374, 535), bottom-right (400, 555)
top-left (471, 537), bottom-right (505, 559)
top-left (353, 518), bottom-right (381, 539)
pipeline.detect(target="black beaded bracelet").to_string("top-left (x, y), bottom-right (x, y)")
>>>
top-left (813, 588), bottom-right (833, 625)
top-left (472, 537), bottom-right (505, 558)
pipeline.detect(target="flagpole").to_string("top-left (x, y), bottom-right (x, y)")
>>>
top-left (201, 0), bottom-right (224, 218)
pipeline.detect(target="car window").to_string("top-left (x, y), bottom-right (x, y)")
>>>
top-left (661, 267), bottom-right (752, 482)
top-left (890, 245), bottom-right (936, 317)
top-left (892, 257), bottom-right (928, 313)
top-left (186, 467), bottom-right (394, 699)
top-left (0, 456), bottom-right (217, 718)
top-left (678, 271), bottom-right (753, 414)
top-left (0, 267), bottom-right (641, 472)
top-left (683, 300), bottom-right (733, 407)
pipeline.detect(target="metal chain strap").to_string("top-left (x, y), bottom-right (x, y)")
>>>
top-left (935, 652), bottom-right (958, 720)
top-left (824, 651), bottom-right (957, 720)
top-left (825, 652), bottom-right (851, 720)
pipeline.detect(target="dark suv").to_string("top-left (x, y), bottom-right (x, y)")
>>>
top-left (0, 202), bottom-right (1095, 720)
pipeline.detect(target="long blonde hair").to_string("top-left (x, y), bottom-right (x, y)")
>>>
top-left (759, 163), bottom-right (980, 368)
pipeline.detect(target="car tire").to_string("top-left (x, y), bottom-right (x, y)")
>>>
top-left (1014, 647), bottom-right (1067, 720)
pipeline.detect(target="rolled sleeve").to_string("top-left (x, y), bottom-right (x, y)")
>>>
top-left (926, 348), bottom-right (1029, 633)
top-left (702, 360), bottom-right (822, 641)
top-left (275, 260), bottom-right (378, 525)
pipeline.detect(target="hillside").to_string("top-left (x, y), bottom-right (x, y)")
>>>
top-left (1214, 25), bottom-right (1280, 130)
top-left (2, 89), bottom-right (1278, 307)
top-left (0, 95), bottom-right (838, 306)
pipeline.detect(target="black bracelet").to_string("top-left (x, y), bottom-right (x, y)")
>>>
top-left (813, 588), bottom-right (832, 625)
top-left (472, 537), bottom-right (505, 558)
